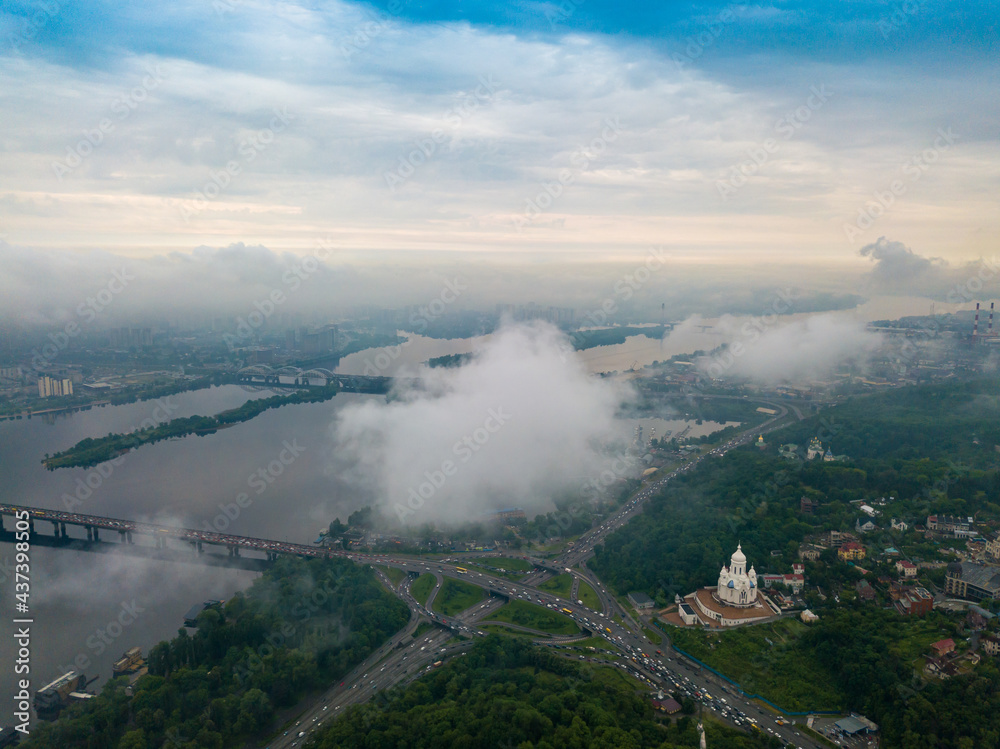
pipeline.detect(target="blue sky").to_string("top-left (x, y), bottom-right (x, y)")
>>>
top-left (1, 0), bottom-right (997, 264)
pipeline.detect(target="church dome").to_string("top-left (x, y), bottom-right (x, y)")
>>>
top-left (731, 544), bottom-right (746, 565)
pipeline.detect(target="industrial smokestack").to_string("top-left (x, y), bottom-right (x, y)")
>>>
top-left (974, 303), bottom-right (980, 337)
top-left (991, 302), bottom-right (994, 336)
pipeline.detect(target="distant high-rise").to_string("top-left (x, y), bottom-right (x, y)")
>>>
top-left (109, 327), bottom-right (152, 349)
top-left (37, 375), bottom-right (73, 398)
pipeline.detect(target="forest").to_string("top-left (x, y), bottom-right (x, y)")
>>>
top-left (20, 556), bottom-right (410, 749)
top-left (310, 635), bottom-right (784, 749)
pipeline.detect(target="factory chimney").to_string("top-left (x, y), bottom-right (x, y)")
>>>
top-left (974, 303), bottom-right (980, 338)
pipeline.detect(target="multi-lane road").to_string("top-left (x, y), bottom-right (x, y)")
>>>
top-left (266, 400), bottom-right (824, 749)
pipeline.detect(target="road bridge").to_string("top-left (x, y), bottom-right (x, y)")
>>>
top-left (0, 503), bottom-right (348, 564)
top-left (235, 365), bottom-right (394, 392)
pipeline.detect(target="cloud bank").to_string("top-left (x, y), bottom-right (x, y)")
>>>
top-left (699, 313), bottom-right (883, 384)
top-left (331, 322), bottom-right (632, 525)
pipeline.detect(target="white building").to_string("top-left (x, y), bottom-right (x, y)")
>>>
top-left (716, 544), bottom-right (758, 607)
top-left (670, 544), bottom-right (779, 629)
top-left (37, 375), bottom-right (73, 398)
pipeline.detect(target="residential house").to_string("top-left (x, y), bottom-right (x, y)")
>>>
top-left (931, 638), bottom-right (956, 657)
top-left (896, 560), bottom-right (918, 578)
top-left (981, 633), bottom-right (1000, 656)
top-left (798, 544), bottom-right (824, 561)
top-left (838, 542), bottom-right (866, 561)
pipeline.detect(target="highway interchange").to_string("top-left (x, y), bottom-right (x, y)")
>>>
top-left (266, 400), bottom-right (830, 749)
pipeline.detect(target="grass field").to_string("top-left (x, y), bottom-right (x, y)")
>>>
top-left (410, 574), bottom-right (436, 607)
top-left (561, 636), bottom-right (621, 653)
top-left (538, 573), bottom-right (573, 599)
top-left (489, 600), bottom-right (580, 636)
top-left (668, 618), bottom-right (844, 711)
top-left (642, 627), bottom-right (663, 645)
top-left (378, 566), bottom-right (405, 586)
top-left (479, 623), bottom-right (536, 638)
top-left (466, 562), bottom-right (526, 581)
top-left (432, 577), bottom-right (484, 617)
top-left (577, 580), bottom-right (600, 610)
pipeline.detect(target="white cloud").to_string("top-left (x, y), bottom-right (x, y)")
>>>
top-left (699, 313), bottom-right (883, 384)
top-left (331, 321), bottom-right (633, 524)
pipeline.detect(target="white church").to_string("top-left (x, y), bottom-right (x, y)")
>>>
top-left (673, 544), bottom-right (779, 628)
top-left (716, 543), bottom-right (759, 606)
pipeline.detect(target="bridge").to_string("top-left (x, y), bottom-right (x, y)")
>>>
top-left (0, 503), bottom-right (349, 567)
top-left (235, 365), bottom-right (394, 392)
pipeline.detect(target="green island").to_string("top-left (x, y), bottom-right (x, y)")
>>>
top-left (570, 325), bottom-right (669, 350)
top-left (42, 380), bottom-right (390, 469)
top-left (426, 352), bottom-right (474, 368)
top-left (19, 556), bottom-right (409, 749)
